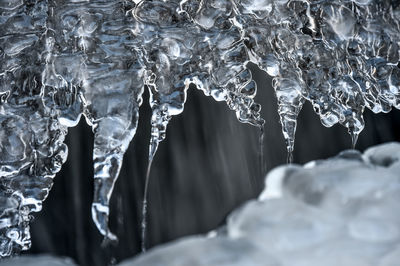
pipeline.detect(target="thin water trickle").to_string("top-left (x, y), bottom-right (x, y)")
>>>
top-left (141, 162), bottom-right (152, 253)
top-left (140, 198), bottom-right (148, 253)
top-left (141, 139), bottom-right (158, 253)
top-left (259, 126), bottom-right (265, 177)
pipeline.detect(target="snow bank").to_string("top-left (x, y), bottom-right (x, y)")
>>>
top-left (120, 142), bottom-right (400, 266)
top-left (0, 254), bottom-right (77, 266)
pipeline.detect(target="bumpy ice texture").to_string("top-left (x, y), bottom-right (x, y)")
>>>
top-left (119, 142), bottom-right (400, 266)
top-left (0, 0), bottom-right (68, 256)
top-left (0, 0), bottom-right (399, 255)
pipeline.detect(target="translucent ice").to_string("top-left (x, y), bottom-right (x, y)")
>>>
top-left (0, 0), bottom-right (68, 256)
top-left (234, 0), bottom-right (400, 152)
top-left (1, 0), bottom-right (400, 256)
top-left (133, 0), bottom-right (264, 249)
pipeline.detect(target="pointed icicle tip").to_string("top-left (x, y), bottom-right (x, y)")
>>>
top-left (350, 131), bottom-right (359, 149)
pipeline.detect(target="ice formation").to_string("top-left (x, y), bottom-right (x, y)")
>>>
top-left (120, 142), bottom-right (400, 266)
top-left (0, 0), bottom-right (400, 256)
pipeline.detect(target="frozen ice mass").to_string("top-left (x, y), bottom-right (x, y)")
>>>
top-left (0, 0), bottom-right (400, 257)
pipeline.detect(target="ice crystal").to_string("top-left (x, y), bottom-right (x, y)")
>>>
top-left (0, 0), bottom-right (399, 256)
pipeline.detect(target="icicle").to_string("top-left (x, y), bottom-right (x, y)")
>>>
top-left (351, 132), bottom-right (359, 149)
top-left (346, 118), bottom-right (363, 149)
top-left (3, 0), bottom-right (400, 257)
top-left (287, 148), bottom-right (294, 164)
top-left (46, 0), bottom-right (147, 243)
top-left (90, 94), bottom-right (143, 243)
top-left (141, 105), bottom-right (171, 252)
top-left (273, 78), bottom-right (305, 164)
top-left (0, 0), bottom-right (71, 256)
top-left (140, 69), bottom-right (188, 251)
top-left (91, 152), bottom-right (122, 243)
top-left (343, 111), bottom-right (365, 150)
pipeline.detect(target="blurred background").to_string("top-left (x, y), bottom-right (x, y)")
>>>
top-left (27, 65), bottom-right (400, 265)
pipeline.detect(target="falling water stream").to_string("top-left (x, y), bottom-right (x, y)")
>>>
top-left (259, 126), bottom-right (265, 177)
top-left (141, 144), bottom-right (157, 253)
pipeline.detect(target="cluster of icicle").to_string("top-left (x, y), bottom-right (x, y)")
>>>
top-left (0, 0), bottom-right (399, 256)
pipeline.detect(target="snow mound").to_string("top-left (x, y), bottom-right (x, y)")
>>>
top-left (120, 142), bottom-right (400, 266)
top-left (0, 254), bottom-right (77, 266)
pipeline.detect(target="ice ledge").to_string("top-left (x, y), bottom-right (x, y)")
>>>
top-left (120, 142), bottom-right (400, 266)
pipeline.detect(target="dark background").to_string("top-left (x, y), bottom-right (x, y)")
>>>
top-left (28, 65), bottom-right (400, 265)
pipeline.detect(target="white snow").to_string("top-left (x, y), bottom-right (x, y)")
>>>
top-left (0, 255), bottom-right (77, 266)
top-left (120, 142), bottom-right (400, 266)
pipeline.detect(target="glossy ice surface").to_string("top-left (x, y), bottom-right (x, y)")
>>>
top-left (0, 0), bottom-right (399, 256)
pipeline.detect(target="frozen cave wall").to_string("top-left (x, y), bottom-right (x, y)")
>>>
top-left (1, 0), bottom-right (400, 259)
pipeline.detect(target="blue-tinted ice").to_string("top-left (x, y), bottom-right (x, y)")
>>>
top-left (0, 0), bottom-right (399, 255)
